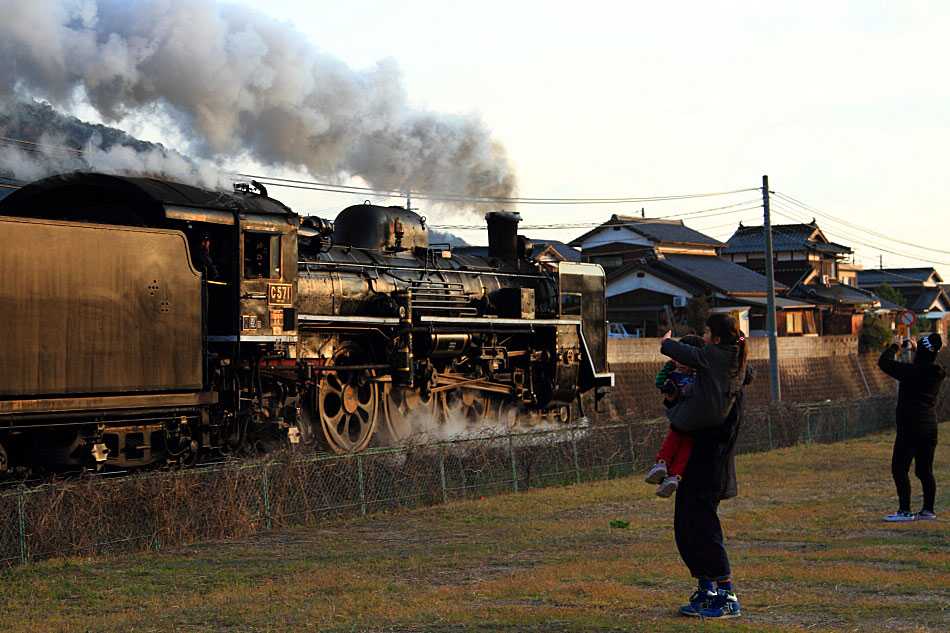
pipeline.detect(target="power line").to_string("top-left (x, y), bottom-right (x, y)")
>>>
top-left (429, 203), bottom-right (763, 230)
top-left (0, 136), bottom-right (84, 156)
top-left (773, 191), bottom-right (950, 257)
top-left (769, 203), bottom-right (950, 268)
top-left (243, 172), bottom-right (759, 205)
top-left (5, 132), bottom-right (942, 266)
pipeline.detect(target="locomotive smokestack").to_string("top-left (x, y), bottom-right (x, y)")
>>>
top-left (486, 211), bottom-right (521, 260)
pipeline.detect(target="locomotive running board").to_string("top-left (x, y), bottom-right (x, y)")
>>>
top-left (296, 315), bottom-right (583, 327)
top-left (0, 392), bottom-right (218, 416)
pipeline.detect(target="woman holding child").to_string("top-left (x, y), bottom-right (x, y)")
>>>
top-left (653, 313), bottom-right (755, 619)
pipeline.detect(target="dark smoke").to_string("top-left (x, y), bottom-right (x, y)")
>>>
top-left (0, 0), bottom-right (517, 203)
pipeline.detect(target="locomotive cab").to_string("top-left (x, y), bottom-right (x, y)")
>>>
top-left (236, 214), bottom-right (298, 341)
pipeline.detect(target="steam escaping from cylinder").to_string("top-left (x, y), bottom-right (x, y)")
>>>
top-left (0, 0), bottom-right (517, 205)
top-left (384, 394), bottom-right (584, 447)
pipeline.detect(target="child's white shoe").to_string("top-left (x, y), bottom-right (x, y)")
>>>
top-left (655, 475), bottom-right (680, 498)
top-left (645, 461), bottom-right (668, 484)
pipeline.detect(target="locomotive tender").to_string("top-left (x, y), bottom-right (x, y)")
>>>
top-left (0, 172), bottom-right (613, 471)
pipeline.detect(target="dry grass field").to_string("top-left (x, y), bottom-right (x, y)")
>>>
top-left (0, 430), bottom-right (947, 632)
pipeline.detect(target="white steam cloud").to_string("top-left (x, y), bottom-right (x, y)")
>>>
top-left (0, 129), bottom-right (234, 190)
top-left (0, 0), bottom-right (516, 201)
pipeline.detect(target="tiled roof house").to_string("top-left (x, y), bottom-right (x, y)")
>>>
top-left (569, 215), bottom-right (818, 337)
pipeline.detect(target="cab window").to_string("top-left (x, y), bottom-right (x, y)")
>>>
top-left (244, 231), bottom-right (281, 279)
top-left (560, 292), bottom-right (582, 317)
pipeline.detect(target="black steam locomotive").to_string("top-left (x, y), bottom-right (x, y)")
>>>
top-left (0, 172), bottom-right (613, 472)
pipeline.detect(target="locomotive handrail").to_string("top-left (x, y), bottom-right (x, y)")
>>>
top-left (297, 260), bottom-right (548, 280)
top-left (298, 315), bottom-right (400, 325)
top-left (418, 316), bottom-right (583, 326)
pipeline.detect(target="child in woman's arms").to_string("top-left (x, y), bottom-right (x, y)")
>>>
top-left (645, 334), bottom-right (705, 497)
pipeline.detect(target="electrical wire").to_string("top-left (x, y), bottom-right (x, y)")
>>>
top-left (242, 172), bottom-right (759, 205)
top-left (0, 136), bottom-right (85, 156)
top-left (430, 203), bottom-right (764, 231)
top-left (773, 191), bottom-right (950, 257)
top-left (769, 202), bottom-right (950, 268)
top-left (2, 132), bottom-right (944, 270)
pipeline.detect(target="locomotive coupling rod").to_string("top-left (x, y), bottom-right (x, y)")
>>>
top-left (430, 380), bottom-right (512, 396)
top-left (305, 363), bottom-right (390, 372)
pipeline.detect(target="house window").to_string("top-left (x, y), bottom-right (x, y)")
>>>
top-left (589, 255), bottom-right (623, 270)
top-left (244, 231), bottom-right (282, 279)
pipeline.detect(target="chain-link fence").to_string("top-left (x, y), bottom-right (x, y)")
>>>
top-left (0, 394), bottom-right (901, 569)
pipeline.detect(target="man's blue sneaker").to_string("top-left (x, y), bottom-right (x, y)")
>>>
top-left (884, 510), bottom-right (915, 522)
top-left (917, 509), bottom-right (937, 520)
top-left (698, 589), bottom-right (740, 619)
top-left (678, 588), bottom-right (717, 617)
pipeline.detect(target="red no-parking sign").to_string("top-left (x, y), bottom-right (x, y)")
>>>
top-left (897, 310), bottom-right (916, 337)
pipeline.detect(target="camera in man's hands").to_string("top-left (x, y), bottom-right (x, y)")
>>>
top-left (660, 379), bottom-right (677, 395)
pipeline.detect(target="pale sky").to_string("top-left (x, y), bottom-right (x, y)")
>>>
top-left (211, 1), bottom-right (950, 276)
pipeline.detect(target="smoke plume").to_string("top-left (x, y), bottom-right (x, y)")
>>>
top-left (0, 0), bottom-right (517, 202)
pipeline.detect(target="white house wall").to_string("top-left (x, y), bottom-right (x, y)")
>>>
top-left (579, 226), bottom-right (652, 250)
top-left (607, 268), bottom-right (690, 298)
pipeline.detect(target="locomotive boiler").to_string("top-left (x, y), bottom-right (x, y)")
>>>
top-left (0, 172), bottom-right (613, 472)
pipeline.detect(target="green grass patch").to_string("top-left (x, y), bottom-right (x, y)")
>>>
top-left (1, 431), bottom-right (948, 632)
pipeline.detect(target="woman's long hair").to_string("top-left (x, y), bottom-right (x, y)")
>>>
top-left (706, 313), bottom-right (747, 378)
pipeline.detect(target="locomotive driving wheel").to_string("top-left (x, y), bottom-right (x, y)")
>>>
top-left (490, 395), bottom-right (519, 429)
top-left (440, 388), bottom-right (490, 430)
top-left (314, 344), bottom-right (379, 453)
top-left (381, 385), bottom-right (437, 444)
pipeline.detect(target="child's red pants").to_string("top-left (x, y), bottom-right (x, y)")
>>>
top-left (657, 429), bottom-right (694, 477)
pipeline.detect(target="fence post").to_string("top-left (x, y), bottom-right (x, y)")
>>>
top-left (626, 421), bottom-right (636, 474)
top-left (439, 447), bottom-right (448, 504)
top-left (767, 406), bottom-right (773, 451)
top-left (805, 408), bottom-right (812, 444)
top-left (357, 454), bottom-right (367, 516)
top-left (842, 406), bottom-right (848, 440)
top-left (17, 492), bottom-right (26, 566)
top-left (261, 461), bottom-right (271, 531)
top-left (571, 429), bottom-right (581, 484)
top-left (507, 436), bottom-right (519, 493)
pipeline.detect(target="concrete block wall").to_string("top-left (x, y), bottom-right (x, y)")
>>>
top-left (591, 335), bottom-right (918, 423)
top-left (606, 334), bottom-right (859, 365)
top-left (591, 337), bottom-right (950, 424)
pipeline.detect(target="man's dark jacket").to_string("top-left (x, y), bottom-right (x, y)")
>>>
top-left (878, 343), bottom-right (945, 430)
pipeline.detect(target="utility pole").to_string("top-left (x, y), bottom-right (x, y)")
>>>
top-left (762, 175), bottom-right (781, 403)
